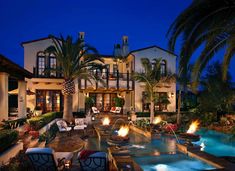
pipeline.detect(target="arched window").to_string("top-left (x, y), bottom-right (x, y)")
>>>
top-left (160, 60), bottom-right (167, 76)
top-left (49, 54), bottom-right (57, 77)
top-left (37, 52), bottom-right (46, 76)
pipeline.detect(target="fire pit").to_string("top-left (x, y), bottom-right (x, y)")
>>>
top-left (98, 117), bottom-right (112, 131)
top-left (151, 116), bottom-right (163, 133)
top-left (107, 125), bottom-right (130, 146)
top-left (179, 120), bottom-right (201, 144)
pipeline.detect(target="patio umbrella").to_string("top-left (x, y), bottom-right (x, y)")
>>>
top-left (8, 89), bottom-right (18, 95)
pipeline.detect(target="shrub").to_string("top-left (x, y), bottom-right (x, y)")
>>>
top-left (114, 97), bottom-right (125, 107)
top-left (45, 123), bottom-right (58, 144)
top-left (0, 129), bottom-right (19, 153)
top-left (2, 118), bottom-right (27, 129)
top-left (27, 112), bottom-right (62, 130)
top-left (136, 112), bottom-right (150, 117)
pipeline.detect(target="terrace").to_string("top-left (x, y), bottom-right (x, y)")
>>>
top-left (0, 110), bottom-right (235, 171)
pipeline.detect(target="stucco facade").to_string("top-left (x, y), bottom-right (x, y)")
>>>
top-left (129, 46), bottom-right (176, 112)
top-left (22, 36), bottom-right (176, 114)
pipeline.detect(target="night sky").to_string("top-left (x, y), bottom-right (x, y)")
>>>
top-left (0, 0), bottom-right (234, 80)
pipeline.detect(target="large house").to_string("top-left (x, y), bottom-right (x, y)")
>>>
top-left (23, 33), bottom-right (176, 114)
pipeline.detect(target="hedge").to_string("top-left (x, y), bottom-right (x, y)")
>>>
top-left (27, 112), bottom-right (62, 130)
top-left (73, 111), bottom-right (86, 118)
top-left (2, 118), bottom-right (27, 129)
top-left (135, 112), bottom-right (177, 117)
top-left (0, 129), bottom-right (19, 153)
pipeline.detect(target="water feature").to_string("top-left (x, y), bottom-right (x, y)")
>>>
top-left (85, 130), bottom-right (215, 170)
top-left (110, 118), bottom-right (127, 132)
top-left (194, 128), bottom-right (235, 157)
top-left (161, 120), bottom-right (180, 144)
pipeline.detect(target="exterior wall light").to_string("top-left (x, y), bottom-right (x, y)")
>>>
top-left (171, 93), bottom-right (174, 97)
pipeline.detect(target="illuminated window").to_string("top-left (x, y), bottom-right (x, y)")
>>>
top-left (49, 56), bottom-right (57, 77)
top-left (37, 52), bottom-right (46, 76)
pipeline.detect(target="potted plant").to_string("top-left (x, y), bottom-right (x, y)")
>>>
top-left (85, 97), bottom-right (95, 124)
top-left (114, 97), bottom-right (125, 114)
top-left (85, 97), bottom-right (95, 115)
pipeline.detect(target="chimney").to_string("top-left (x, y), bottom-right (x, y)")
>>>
top-left (79, 32), bottom-right (85, 41)
top-left (122, 35), bottom-right (129, 57)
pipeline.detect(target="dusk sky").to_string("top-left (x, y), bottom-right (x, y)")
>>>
top-left (0, 0), bottom-right (234, 80)
top-left (0, 0), bottom-right (191, 64)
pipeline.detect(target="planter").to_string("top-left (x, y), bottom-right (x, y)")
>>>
top-left (129, 125), bottom-right (151, 139)
top-left (0, 141), bottom-right (23, 165)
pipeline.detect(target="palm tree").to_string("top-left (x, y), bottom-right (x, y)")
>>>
top-left (45, 35), bottom-right (103, 122)
top-left (176, 64), bottom-right (192, 125)
top-left (133, 58), bottom-right (174, 123)
top-left (167, 0), bottom-right (235, 88)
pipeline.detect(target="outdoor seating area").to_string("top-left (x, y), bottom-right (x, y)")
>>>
top-left (0, 110), bottom-right (235, 171)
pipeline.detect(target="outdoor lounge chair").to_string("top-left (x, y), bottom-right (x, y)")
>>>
top-left (26, 147), bottom-right (73, 171)
top-left (110, 107), bottom-right (121, 114)
top-left (92, 107), bottom-right (100, 114)
top-left (78, 150), bottom-right (108, 171)
top-left (56, 120), bottom-right (72, 132)
top-left (74, 118), bottom-right (87, 132)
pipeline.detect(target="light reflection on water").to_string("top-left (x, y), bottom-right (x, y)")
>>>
top-left (85, 131), bottom-right (215, 170)
top-left (195, 129), bottom-right (235, 157)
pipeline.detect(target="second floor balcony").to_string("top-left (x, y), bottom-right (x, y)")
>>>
top-left (79, 71), bottom-right (134, 91)
top-left (33, 67), bottom-right (63, 78)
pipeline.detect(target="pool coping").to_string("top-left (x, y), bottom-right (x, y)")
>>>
top-left (177, 143), bottom-right (235, 171)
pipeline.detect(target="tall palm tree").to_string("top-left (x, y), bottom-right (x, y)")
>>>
top-left (167, 0), bottom-right (235, 88)
top-left (45, 35), bottom-right (103, 122)
top-left (133, 58), bottom-right (174, 123)
top-left (176, 64), bottom-right (192, 125)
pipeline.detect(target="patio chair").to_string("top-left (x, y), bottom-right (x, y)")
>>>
top-left (74, 118), bottom-right (87, 133)
top-left (110, 107), bottom-right (122, 114)
top-left (92, 107), bottom-right (100, 114)
top-left (26, 147), bottom-right (73, 171)
top-left (78, 150), bottom-right (108, 171)
top-left (56, 120), bottom-right (72, 132)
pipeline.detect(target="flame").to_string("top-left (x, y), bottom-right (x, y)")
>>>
top-left (187, 120), bottom-right (200, 134)
top-left (153, 116), bottom-right (162, 124)
top-left (118, 125), bottom-right (129, 137)
top-left (102, 117), bottom-right (110, 126)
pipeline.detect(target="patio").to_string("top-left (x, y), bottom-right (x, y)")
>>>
top-left (1, 111), bottom-right (235, 171)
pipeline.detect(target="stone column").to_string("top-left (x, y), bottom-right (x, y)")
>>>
top-left (18, 80), bottom-right (27, 118)
top-left (0, 72), bottom-right (9, 121)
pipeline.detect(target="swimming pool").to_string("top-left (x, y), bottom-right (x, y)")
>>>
top-left (85, 131), bottom-right (215, 170)
top-left (194, 128), bottom-right (235, 157)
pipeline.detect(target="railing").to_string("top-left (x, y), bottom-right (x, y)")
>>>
top-left (80, 71), bottom-right (134, 91)
top-left (33, 67), bottom-right (63, 78)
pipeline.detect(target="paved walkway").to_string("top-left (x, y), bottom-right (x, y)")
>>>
top-left (46, 132), bottom-right (85, 152)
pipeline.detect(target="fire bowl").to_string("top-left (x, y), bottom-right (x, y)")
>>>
top-left (107, 135), bottom-right (130, 146)
top-left (179, 133), bottom-right (200, 142)
top-left (97, 125), bottom-right (112, 131)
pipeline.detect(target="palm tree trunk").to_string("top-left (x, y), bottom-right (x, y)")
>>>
top-left (150, 101), bottom-right (155, 123)
top-left (177, 90), bottom-right (181, 125)
top-left (63, 94), bottom-right (73, 122)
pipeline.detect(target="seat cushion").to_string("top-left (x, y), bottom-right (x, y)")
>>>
top-left (75, 118), bottom-right (85, 125)
top-left (26, 147), bottom-right (54, 155)
top-left (74, 125), bottom-right (86, 130)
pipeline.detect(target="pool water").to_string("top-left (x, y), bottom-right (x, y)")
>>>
top-left (194, 128), bottom-right (235, 157)
top-left (85, 131), bottom-right (215, 170)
